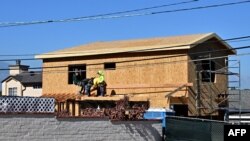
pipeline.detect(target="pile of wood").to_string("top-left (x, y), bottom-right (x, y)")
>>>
top-left (80, 96), bottom-right (149, 120)
top-left (56, 110), bottom-right (70, 117)
top-left (82, 108), bottom-right (106, 118)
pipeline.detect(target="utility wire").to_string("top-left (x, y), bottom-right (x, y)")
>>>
top-left (1, 34), bottom-right (250, 58)
top-left (1, 51), bottom-right (249, 75)
top-left (0, 38), bottom-right (250, 62)
top-left (0, 0), bottom-right (197, 28)
top-left (1, 45), bottom-right (250, 72)
top-left (0, 0), bottom-right (250, 28)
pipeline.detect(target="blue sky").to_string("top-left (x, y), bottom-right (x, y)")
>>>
top-left (0, 0), bottom-right (250, 88)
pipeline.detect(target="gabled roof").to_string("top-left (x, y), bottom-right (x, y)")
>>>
top-left (35, 33), bottom-right (235, 59)
top-left (1, 72), bottom-right (42, 85)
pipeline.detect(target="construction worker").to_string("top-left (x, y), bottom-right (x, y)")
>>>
top-left (72, 69), bottom-right (92, 95)
top-left (72, 69), bottom-right (85, 94)
top-left (94, 70), bottom-right (106, 96)
top-left (84, 77), bottom-right (94, 96)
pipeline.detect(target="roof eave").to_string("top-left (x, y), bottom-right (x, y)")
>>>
top-left (190, 33), bottom-right (236, 55)
top-left (35, 45), bottom-right (190, 59)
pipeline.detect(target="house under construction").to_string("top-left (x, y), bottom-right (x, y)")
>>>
top-left (35, 33), bottom-right (235, 117)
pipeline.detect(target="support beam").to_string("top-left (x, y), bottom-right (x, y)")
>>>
top-left (55, 102), bottom-right (58, 112)
top-left (75, 101), bottom-right (80, 116)
top-left (61, 103), bottom-right (64, 111)
top-left (64, 102), bottom-right (67, 111)
top-left (165, 84), bottom-right (189, 98)
top-left (69, 101), bottom-right (74, 116)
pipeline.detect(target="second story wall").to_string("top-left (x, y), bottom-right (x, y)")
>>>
top-left (42, 50), bottom-right (189, 107)
top-left (188, 38), bottom-right (230, 116)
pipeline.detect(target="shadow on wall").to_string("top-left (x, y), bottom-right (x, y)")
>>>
top-left (112, 121), bottom-right (162, 141)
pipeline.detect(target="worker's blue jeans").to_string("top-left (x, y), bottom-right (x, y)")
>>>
top-left (97, 86), bottom-right (105, 96)
top-left (85, 85), bottom-right (91, 96)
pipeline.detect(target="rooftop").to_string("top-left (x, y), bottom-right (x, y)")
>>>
top-left (2, 71), bottom-right (42, 85)
top-left (35, 33), bottom-right (235, 59)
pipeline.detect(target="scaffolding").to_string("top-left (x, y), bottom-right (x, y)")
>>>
top-left (195, 55), bottom-right (241, 122)
top-left (226, 59), bottom-right (241, 123)
top-left (195, 53), bottom-right (216, 118)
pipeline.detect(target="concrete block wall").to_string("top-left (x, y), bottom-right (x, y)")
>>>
top-left (0, 114), bottom-right (162, 141)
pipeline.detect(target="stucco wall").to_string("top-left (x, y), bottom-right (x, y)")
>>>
top-left (2, 78), bottom-right (42, 97)
top-left (2, 79), bottom-right (23, 96)
top-left (23, 86), bottom-right (42, 97)
top-left (0, 114), bottom-right (162, 141)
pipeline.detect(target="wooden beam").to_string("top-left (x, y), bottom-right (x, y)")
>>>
top-left (80, 95), bottom-right (124, 101)
top-left (107, 83), bottom-right (193, 89)
top-left (64, 102), bottom-right (67, 111)
top-left (60, 103), bottom-right (64, 111)
top-left (69, 101), bottom-right (73, 116)
top-left (55, 103), bottom-right (58, 112)
top-left (165, 84), bottom-right (189, 98)
top-left (75, 101), bottom-right (80, 116)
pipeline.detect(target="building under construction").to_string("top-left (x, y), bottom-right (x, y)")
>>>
top-left (35, 33), bottom-right (236, 118)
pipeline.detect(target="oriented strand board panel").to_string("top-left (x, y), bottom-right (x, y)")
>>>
top-left (43, 50), bottom-right (188, 93)
top-left (187, 38), bottom-right (229, 116)
top-left (42, 50), bottom-right (189, 108)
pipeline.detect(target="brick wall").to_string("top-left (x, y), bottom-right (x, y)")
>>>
top-left (0, 114), bottom-right (162, 141)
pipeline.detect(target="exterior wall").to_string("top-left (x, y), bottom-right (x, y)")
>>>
top-left (2, 78), bottom-right (42, 97)
top-left (42, 50), bottom-right (189, 108)
top-left (23, 86), bottom-right (42, 97)
top-left (9, 66), bottom-right (21, 75)
top-left (188, 38), bottom-right (229, 116)
top-left (9, 66), bottom-right (28, 76)
top-left (1, 82), bottom-right (4, 95)
top-left (2, 79), bottom-right (23, 96)
top-left (0, 114), bottom-right (162, 141)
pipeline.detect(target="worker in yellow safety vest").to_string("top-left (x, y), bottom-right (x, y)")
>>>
top-left (93, 70), bottom-right (106, 96)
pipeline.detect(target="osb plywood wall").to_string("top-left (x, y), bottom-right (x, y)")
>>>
top-left (188, 38), bottom-right (228, 116)
top-left (42, 50), bottom-right (189, 108)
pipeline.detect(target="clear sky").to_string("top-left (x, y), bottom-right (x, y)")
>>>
top-left (0, 0), bottom-right (250, 88)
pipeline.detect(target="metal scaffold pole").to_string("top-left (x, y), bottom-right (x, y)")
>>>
top-left (238, 60), bottom-right (241, 124)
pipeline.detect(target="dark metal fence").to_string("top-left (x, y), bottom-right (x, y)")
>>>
top-left (0, 96), bottom-right (55, 113)
top-left (165, 116), bottom-right (227, 141)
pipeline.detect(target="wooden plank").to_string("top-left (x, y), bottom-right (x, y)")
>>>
top-left (107, 83), bottom-right (193, 89)
top-left (69, 102), bottom-right (73, 116)
top-left (75, 101), bottom-right (80, 116)
top-left (80, 95), bottom-right (124, 101)
top-left (165, 84), bottom-right (187, 98)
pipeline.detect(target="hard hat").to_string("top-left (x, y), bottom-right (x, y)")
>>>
top-left (97, 70), bottom-right (103, 75)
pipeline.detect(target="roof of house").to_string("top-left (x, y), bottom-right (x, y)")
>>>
top-left (1, 71), bottom-right (42, 85)
top-left (35, 33), bottom-right (235, 59)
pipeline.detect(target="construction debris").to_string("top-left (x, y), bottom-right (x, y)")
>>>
top-left (57, 96), bottom-right (149, 120)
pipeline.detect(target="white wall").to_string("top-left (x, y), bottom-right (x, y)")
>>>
top-left (2, 81), bottom-right (5, 95)
top-left (2, 79), bottom-right (23, 96)
top-left (2, 78), bottom-right (42, 97)
top-left (23, 86), bottom-right (42, 97)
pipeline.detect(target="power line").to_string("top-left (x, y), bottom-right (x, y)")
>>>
top-left (1, 45), bottom-right (250, 72)
top-left (0, 37), bottom-right (250, 63)
top-left (0, 0), bottom-right (197, 28)
top-left (0, 0), bottom-right (249, 28)
top-left (1, 51), bottom-right (249, 75)
top-left (1, 34), bottom-right (250, 58)
top-left (130, 35), bottom-right (250, 53)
